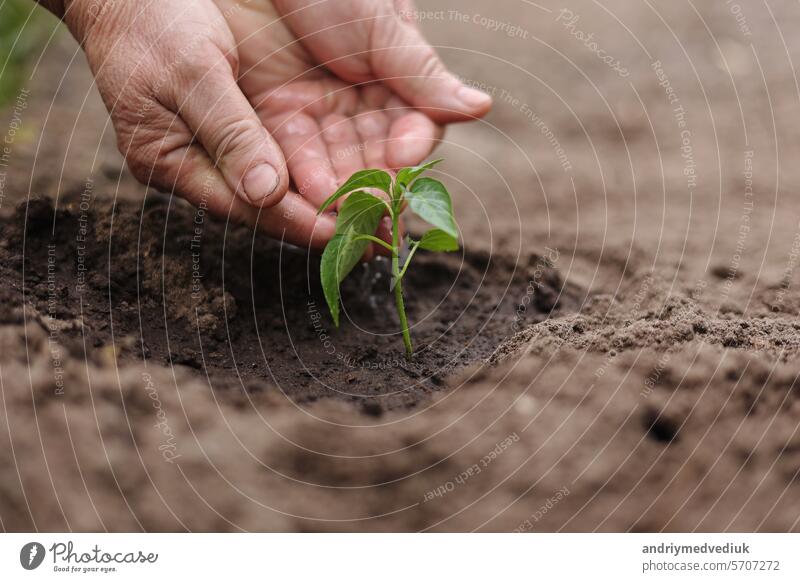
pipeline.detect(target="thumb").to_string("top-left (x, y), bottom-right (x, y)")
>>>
top-left (370, 14), bottom-right (492, 123)
top-left (173, 58), bottom-right (289, 207)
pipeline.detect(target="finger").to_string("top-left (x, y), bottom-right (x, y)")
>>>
top-left (387, 111), bottom-right (443, 169)
top-left (258, 191), bottom-right (338, 251)
top-left (263, 111), bottom-right (339, 209)
top-left (159, 142), bottom-right (336, 251)
top-left (370, 16), bottom-right (492, 123)
top-left (170, 55), bottom-right (289, 208)
top-left (321, 113), bottom-right (386, 212)
top-left (354, 109), bottom-right (390, 169)
top-left (321, 113), bottom-right (368, 185)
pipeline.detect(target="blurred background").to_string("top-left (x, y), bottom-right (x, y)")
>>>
top-left (0, 0), bottom-right (53, 106)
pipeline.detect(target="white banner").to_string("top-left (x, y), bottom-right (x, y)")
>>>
top-left (0, 533), bottom-right (797, 581)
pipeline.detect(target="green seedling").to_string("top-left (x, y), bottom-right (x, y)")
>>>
top-left (318, 160), bottom-right (459, 358)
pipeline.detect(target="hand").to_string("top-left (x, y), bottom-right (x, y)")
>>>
top-left (54, 0), bottom-right (336, 249)
top-left (49, 0), bottom-right (491, 250)
top-left (214, 0), bottom-right (492, 209)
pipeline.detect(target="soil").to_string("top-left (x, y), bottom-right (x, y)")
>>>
top-left (2, 0), bottom-right (800, 532)
top-left (1, 195), bottom-right (580, 412)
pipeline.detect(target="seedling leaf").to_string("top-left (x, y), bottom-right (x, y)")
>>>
top-left (318, 168), bottom-right (392, 213)
top-left (405, 178), bottom-right (458, 238)
top-left (396, 159), bottom-right (443, 188)
top-left (334, 190), bottom-right (387, 235)
top-left (319, 159), bottom-right (456, 357)
top-left (320, 234), bottom-right (346, 326)
top-left (320, 191), bottom-right (386, 326)
top-left (418, 228), bottom-right (459, 252)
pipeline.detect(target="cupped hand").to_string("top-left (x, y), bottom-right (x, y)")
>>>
top-left (58, 0), bottom-right (338, 249)
top-left (53, 0), bottom-right (491, 250)
top-left (214, 0), bottom-right (492, 209)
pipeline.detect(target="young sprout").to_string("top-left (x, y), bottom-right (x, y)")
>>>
top-left (318, 160), bottom-right (459, 358)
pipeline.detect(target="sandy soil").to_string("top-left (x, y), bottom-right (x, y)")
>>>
top-left (2, 0), bottom-right (800, 531)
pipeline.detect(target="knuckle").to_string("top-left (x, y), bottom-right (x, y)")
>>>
top-left (209, 117), bottom-right (266, 163)
top-left (125, 154), bottom-right (158, 187)
top-left (417, 47), bottom-right (446, 80)
top-left (222, 49), bottom-right (240, 80)
top-left (124, 144), bottom-right (159, 184)
top-left (175, 43), bottom-right (230, 87)
top-left (115, 123), bottom-right (174, 189)
top-left (114, 109), bottom-right (157, 157)
top-left (149, 41), bottom-right (230, 110)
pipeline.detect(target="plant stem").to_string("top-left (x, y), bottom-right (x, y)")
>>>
top-left (353, 234), bottom-right (395, 254)
top-left (397, 241), bottom-right (421, 282)
top-left (391, 216), bottom-right (413, 358)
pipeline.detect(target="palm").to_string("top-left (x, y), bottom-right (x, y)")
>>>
top-left (216, 0), bottom-right (440, 208)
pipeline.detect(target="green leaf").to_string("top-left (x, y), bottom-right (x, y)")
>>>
top-left (396, 159), bottom-right (443, 188)
top-left (334, 190), bottom-right (386, 235)
top-left (320, 233), bottom-right (350, 327)
top-left (320, 191), bottom-right (386, 326)
top-left (405, 178), bottom-right (459, 238)
top-left (418, 228), bottom-right (459, 252)
top-left (317, 169), bottom-right (392, 213)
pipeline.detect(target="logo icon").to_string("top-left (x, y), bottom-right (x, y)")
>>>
top-left (20, 542), bottom-right (45, 570)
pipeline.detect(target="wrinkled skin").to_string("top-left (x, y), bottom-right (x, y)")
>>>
top-left (48, 0), bottom-right (491, 250)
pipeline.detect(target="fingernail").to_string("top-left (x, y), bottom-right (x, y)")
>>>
top-left (456, 86), bottom-right (492, 110)
top-left (243, 163), bottom-right (280, 203)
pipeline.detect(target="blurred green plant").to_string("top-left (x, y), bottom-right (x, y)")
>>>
top-left (0, 0), bottom-right (56, 106)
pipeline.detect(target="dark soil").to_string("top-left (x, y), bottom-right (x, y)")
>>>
top-left (2, 195), bottom-right (581, 413)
